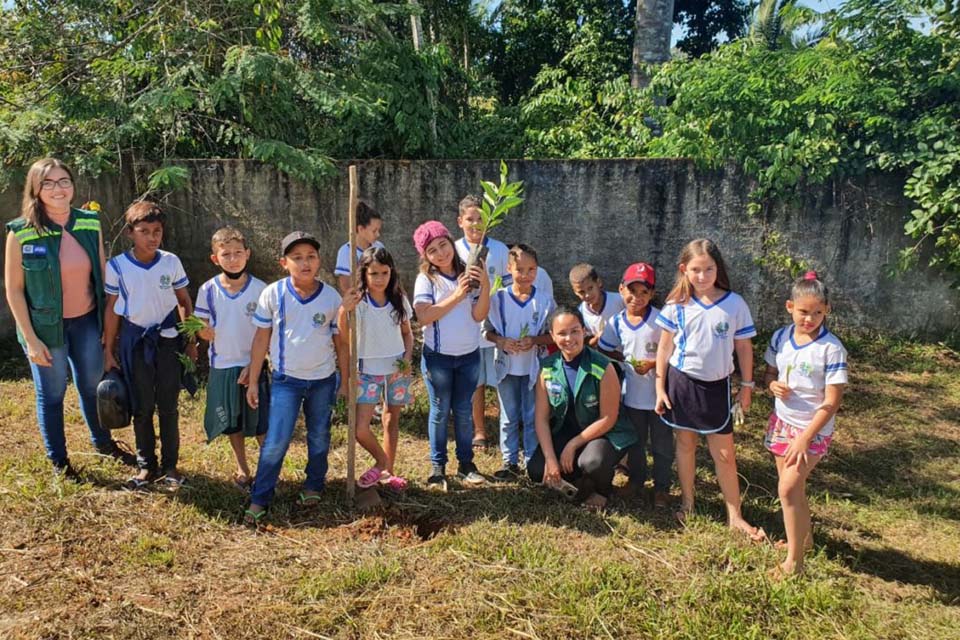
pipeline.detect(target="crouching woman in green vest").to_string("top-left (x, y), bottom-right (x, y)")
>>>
top-left (528, 305), bottom-right (638, 510)
top-left (4, 158), bottom-right (134, 480)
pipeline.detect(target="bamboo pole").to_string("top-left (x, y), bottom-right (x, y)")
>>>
top-left (346, 165), bottom-right (359, 501)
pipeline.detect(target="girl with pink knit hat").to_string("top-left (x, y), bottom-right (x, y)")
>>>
top-left (412, 220), bottom-right (491, 489)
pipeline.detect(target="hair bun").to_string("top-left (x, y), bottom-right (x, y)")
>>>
top-left (803, 270), bottom-right (819, 281)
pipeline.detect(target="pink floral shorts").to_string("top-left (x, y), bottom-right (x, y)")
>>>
top-left (357, 372), bottom-right (412, 406)
top-left (764, 413), bottom-right (832, 457)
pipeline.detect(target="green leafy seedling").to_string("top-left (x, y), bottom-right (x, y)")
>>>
top-left (177, 315), bottom-right (207, 339)
top-left (395, 358), bottom-right (411, 375)
top-left (177, 352), bottom-right (196, 374)
top-left (490, 275), bottom-right (503, 295)
top-left (519, 323), bottom-right (530, 339)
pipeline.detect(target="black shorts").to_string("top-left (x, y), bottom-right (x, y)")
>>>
top-left (659, 365), bottom-right (733, 435)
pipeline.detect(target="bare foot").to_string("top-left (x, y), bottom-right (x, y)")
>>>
top-left (729, 517), bottom-right (767, 543)
top-left (769, 560), bottom-right (803, 581)
top-left (774, 537), bottom-right (813, 551)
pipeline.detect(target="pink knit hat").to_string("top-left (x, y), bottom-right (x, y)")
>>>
top-left (413, 220), bottom-right (452, 256)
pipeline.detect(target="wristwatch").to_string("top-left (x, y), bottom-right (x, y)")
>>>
top-left (740, 380), bottom-right (756, 388)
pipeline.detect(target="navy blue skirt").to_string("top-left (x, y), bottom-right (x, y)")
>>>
top-left (659, 365), bottom-right (733, 435)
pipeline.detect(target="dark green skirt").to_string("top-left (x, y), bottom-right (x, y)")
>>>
top-left (204, 366), bottom-right (269, 442)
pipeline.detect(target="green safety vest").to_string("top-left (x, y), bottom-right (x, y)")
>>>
top-left (540, 347), bottom-right (638, 451)
top-left (6, 208), bottom-right (105, 348)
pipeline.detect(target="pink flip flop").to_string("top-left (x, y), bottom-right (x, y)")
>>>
top-left (380, 474), bottom-right (408, 492)
top-left (358, 466), bottom-right (384, 489)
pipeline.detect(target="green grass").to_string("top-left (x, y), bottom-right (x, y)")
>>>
top-left (1, 334), bottom-right (959, 639)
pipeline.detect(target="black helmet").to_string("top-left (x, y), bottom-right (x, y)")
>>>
top-left (97, 370), bottom-right (131, 430)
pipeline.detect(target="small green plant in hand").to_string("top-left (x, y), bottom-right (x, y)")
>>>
top-left (395, 358), bottom-right (411, 375)
top-left (519, 323), bottom-right (530, 339)
top-left (177, 353), bottom-right (196, 374)
top-left (477, 160), bottom-right (525, 242)
top-left (177, 315), bottom-right (206, 339)
top-left (490, 275), bottom-right (503, 295)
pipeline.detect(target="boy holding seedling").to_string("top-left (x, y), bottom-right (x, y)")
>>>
top-left (192, 227), bottom-right (268, 491)
top-left (483, 244), bottom-right (555, 479)
top-left (103, 201), bottom-right (196, 490)
top-left (456, 194), bottom-right (509, 450)
top-left (598, 263), bottom-right (672, 506)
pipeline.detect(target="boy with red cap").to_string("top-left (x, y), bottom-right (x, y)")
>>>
top-left (598, 262), bottom-right (672, 507)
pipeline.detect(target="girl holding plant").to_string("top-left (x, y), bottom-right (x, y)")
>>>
top-left (337, 246), bottom-right (414, 492)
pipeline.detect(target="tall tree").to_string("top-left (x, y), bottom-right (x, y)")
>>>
top-left (673, 0), bottom-right (754, 57)
top-left (631, 0), bottom-right (676, 88)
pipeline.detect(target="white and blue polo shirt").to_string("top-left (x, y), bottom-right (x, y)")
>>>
top-left (413, 271), bottom-right (480, 356)
top-left (252, 278), bottom-right (341, 380)
top-left (194, 275), bottom-right (266, 369)
top-left (334, 240), bottom-right (385, 277)
top-left (456, 236), bottom-right (508, 349)
top-left (765, 324), bottom-right (848, 436)
top-left (580, 291), bottom-right (625, 338)
top-left (655, 291), bottom-right (756, 382)
top-left (599, 306), bottom-right (662, 410)
top-left (104, 250), bottom-right (188, 338)
top-left (485, 285), bottom-right (555, 377)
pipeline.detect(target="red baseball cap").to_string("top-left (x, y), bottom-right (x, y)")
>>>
top-left (622, 262), bottom-right (655, 288)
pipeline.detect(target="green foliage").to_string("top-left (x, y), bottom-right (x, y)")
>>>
top-left (478, 161), bottom-right (525, 240)
top-left (147, 166), bottom-right (191, 194)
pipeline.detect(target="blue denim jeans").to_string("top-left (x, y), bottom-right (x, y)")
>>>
top-left (497, 374), bottom-right (538, 466)
top-left (421, 347), bottom-right (479, 467)
top-left (250, 372), bottom-right (337, 508)
top-left (26, 310), bottom-right (112, 467)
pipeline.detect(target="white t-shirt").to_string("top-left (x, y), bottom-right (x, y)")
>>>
top-left (485, 285), bottom-right (555, 377)
top-left (104, 250), bottom-right (188, 338)
top-left (413, 271), bottom-right (480, 356)
top-left (599, 307), bottom-right (662, 410)
top-left (580, 291), bottom-right (625, 337)
top-left (252, 278), bottom-right (341, 380)
top-left (357, 293), bottom-right (413, 376)
top-left (765, 324), bottom-right (848, 436)
top-left (334, 240), bottom-right (385, 277)
top-left (456, 236), bottom-right (508, 349)
top-left (194, 275), bottom-right (267, 369)
top-left (655, 291), bottom-right (757, 382)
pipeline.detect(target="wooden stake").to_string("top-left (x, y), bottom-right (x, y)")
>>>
top-left (346, 165), bottom-right (359, 501)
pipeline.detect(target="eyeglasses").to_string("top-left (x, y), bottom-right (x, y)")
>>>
top-left (40, 178), bottom-right (73, 191)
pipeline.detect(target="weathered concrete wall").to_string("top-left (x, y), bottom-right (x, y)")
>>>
top-left (2, 159), bottom-right (958, 339)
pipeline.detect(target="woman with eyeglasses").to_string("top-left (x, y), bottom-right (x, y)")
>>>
top-left (4, 157), bottom-right (135, 481)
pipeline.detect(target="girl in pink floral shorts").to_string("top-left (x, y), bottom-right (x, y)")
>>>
top-left (338, 247), bottom-right (414, 492)
top-left (763, 271), bottom-right (848, 577)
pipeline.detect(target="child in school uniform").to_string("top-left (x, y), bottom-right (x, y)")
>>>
top-left (414, 220), bottom-right (491, 488)
top-left (334, 200), bottom-right (384, 293)
top-left (194, 227), bottom-right (268, 491)
top-left (103, 201), bottom-right (196, 490)
top-left (338, 247), bottom-right (414, 492)
top-left (569, 263), bottom-right (624, 349)
top-left (598, 263), bottom-right (672, 506)
top-left (243, 231), bottom-right (358, 526)
top-left (483, 244), bottom-right (555, 480)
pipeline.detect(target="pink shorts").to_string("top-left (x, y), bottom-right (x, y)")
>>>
top-left (357, 372), bottom-right (412, 406)
top-left (764, 413), bottom-right (832, 457)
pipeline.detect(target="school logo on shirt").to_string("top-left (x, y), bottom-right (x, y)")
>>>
top-left (488, 265), bottom-right (496, 275)
top-left (645, 341), bottom-right (658, 354)
top-left (245, 302), bottom-right (257, 317)
top-left (312, 312), bottom-right (326, 328)
top-left (159, 275), bottom-right (172, 290)
top-left (796, 362), bottom-right (814, 378)
top-left (713, 321), bottom-right (730, 338)
top-left (532, 311), bottom-right (540, 323)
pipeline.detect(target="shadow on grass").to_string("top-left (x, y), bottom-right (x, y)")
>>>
top-left (820, 533), bottom-right (960, 605)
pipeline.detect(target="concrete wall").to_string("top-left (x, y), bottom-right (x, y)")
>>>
top-left (2, 159), bottom-right (958, 339)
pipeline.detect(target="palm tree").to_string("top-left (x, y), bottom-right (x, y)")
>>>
top-left (749, 0), bottom-right (825, 50)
